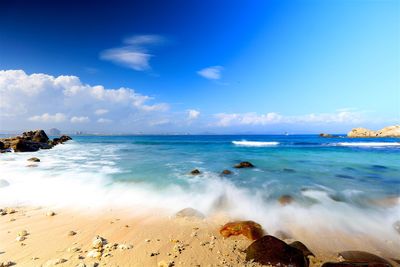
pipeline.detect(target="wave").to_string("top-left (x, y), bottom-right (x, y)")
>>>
top-left (232, 140), bottom-right (279, 147)
top-left (335, 142), bottom-right (400, 147)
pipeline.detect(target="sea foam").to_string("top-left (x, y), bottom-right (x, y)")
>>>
top-left (336, 142), bottom-right (400, 147)
top-left (232, 140), bottom-right (279, 147)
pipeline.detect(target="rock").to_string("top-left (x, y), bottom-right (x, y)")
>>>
top-left (0, 261), bottom-right (15, 267)
top-left (44, 259), bottom-right (67, 266)
top-left (190, 169), bottom-right (201, 175)
top-left (46, 211), bottom-right (56, 216)
top-left (234, 161), bottom-right (254, 168)
top-left (175, 207), bottom-right (205, 219)
top-left (245, 235), bottom-right (307, 267)
top-left (322, 262), bottom-right (390, 267)
top-left (219, 220), bottom-right (264, 240)
top-left (221, 169), bottom-right (232, 175)
top-left (68, 230), bottom-right (77, 236)
top-left (17, 230), bottom-right (28, 236)
top-left (92, 235), bottom-right (107, 248)
top-left (27, 157), bottom-right (40, 162)
top-left (22, 130), bottom-right (49, 143)
top-left (393, 220), bottom-right (400, 234)
top-left (16, 236), bottom-right (25, 242)
top-left (289, 241), bottom-right (314, 257)
top-left (158, 260), bottom-right (175, 267)
top-left (0, 141), bottom-right (4, 150)
top-left (338, 251), bottom-right (392, 266)
top-left (320, 133), bottom-right (333, 138)
top-left (118, 244), bottom-right (133, 250)
top-left (75, 263), bottom-right (86, 267)
top-left (278, 195), bottom-right (294, 206)
top-left (87, 249), bottom-right (102, 259)
top-left (6, 208), bottom-right (16, 214)
top-left (0, 179), bottom-right (10, 188)
top-left (347, 125), bottom-right (400, 138)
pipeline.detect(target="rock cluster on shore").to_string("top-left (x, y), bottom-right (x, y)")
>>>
top-left (0, 129), bottom-right (72, 152)
top-left (347, 125), bottom-right (400, 138)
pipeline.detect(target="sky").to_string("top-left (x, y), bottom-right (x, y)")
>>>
top-left (0, 0), bottom-right (399, 134)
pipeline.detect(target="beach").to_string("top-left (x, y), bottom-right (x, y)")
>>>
top-left (1, 133), bottom-right (400, 266)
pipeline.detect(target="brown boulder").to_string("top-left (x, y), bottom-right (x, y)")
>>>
top-left (22, 129), bottom-right (49, 143)
top-left (245, 235), bottom-right (308, 267)
top-left (190, 169), bottom-right (200, 175)
top-left (338, 251), bottom-right (392, 267)
top-left (221, 170), bottom-right (232, 175)
top-left (220, 220), bottom-right (264, 240)
top-left (289, 241), bottom-right (314, 257)
top-left (234, 161), bottom-right (254, 168)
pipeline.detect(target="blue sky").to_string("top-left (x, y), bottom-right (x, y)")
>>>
top-left (0, 0), bottom-right (399, 134)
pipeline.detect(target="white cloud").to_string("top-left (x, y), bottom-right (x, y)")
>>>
top-left (94, 109), bottom-right (109, 115)
top-left (197, 66), bottom-right (223, 80)
top-left (28, 113), bottom-right (66, 123)
top-left (0, 70), bottom-right (169, 130)
top-left (71, 116), bottom-right (90, 123)
top-left (187, 109), bottom-right (200, 120)
top-left (100, 35), bottom-right (165, 71)
top-left (97, 118), bottom-right (112, 123)
top-left (214, 110), bottom-right (363, 127)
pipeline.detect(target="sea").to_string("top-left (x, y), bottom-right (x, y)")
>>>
top-left (1, 135), bottom-right (399, 241)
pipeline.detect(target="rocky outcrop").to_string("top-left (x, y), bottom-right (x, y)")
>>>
top-left (190, 169), bottom-right (201, 175)
top-left (220, 221), bottom-right (264, 240)
top-left (0, 130), bottom-right (72, 153)
top-left (234, 161), bottom-right (254, 168)
top-left (245, 235), bottom-right (308, 267)
top-left (347, 125), bottom-right (400, 138)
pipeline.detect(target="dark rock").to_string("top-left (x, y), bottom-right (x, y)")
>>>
top-left (190, 169), bottom-right (201, 175)
top-left (289, 241), bottom-right (314, 257)
top-left (322, 262), bottom-right (389, 267)
top-left (245, 235), bottom-right (307, 267)
top-left (221, 170), bottom-right (232, 175)
top-left (0, 141), bottom-right (4, 150)
top-left (338, 251), bottom-right (392, 267)
top-left (52, 135), bottom-right (72, 145)
top-left (12, 139), bottom-right (41, 152)
top-left (320, 133), bottom-right (333, 138)
top-left (234, 161), bottom-right (254, 168)
top-left (220, 221), bottom-right (264, 240)
top-left (278, 195), bottom-right (294, 206)
top-left (27, 157), bottom-right (40, 162)
top-left (22, 129), bottom-right (49, 143)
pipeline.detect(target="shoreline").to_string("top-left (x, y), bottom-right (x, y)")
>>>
top-left (1, 206), bottom-right (399, 267)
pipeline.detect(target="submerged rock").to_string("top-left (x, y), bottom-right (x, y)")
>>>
top-left (245, 235), bottom-right (307, 267)
top-left (27, 157), bottom-right (40, 162)
top-left (190, 169), bottom-right (201, 175)
top-left (234, 161), bottom-right (254, 168)
top-left (175, 207), bottom-right (204, 219)
top-left (338, 251), bottom-right (393, 267)
top-left (220, 220), bottom-right (264, 240)
top-left (278, 195), bottom-right (294, 206)
top-left (221, 169), bottom-right (232, 175)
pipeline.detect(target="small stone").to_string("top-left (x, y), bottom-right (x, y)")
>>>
top-left (221, 169), bottom-right (232, 175)
top-left (158, 260), bottom-right (174, 267)
top-left (16, 236), bottom-right (26, 242)
top-left (31, 257), bottom-right (39, 260)
top-left (104, 243), bottom-right (118, 250)
top-left (46, 211), bottom-right (56, 216)
top-left (17, 230), bottom-right (28, 236)
top-left (27, 157), bottom-right (40, 162)
top-left (9, 218), bottom-right (15, 222)
top-left (68, 247), bottom-right (81, 253)
top-left (75, 263), bottom-right (86, 267)
top-left (145, 239), bottom-right (151, 242)
top-left (0, 261), bottom-right (15, 267)
top-left (118, 244), bottom-right (133, 250)
top-left (150, 252), bottom-right (160, 257)
top-left (92, 235), bottom-right (106, 248)
top-left (6, 208), bottom-right (16, 214)
top-left (87, 249), bottom-right (102, 259)
top-left (234, 161), bottom-right (254, 168)
top-left (44, 258), bottom-right (67, 266)
top-left (68, 230), bottom-right (77, 236)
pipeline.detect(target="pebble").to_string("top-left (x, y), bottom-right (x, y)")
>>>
top-left (158, 260), bottom-right (175, 267)
top-left (46, 211), bottom-right (56, 216)
top-left (68, 230), bottom-right (77, 236)
top-left (44, 258), bottom-right (67, 266)
top-left (16, 236), bottom-right (26, 242)
top-left (87, 249), bottom-right (102, 259)
top-left (17, 230), bottom-right (28, 237)
top-left (150, 252), bottom-right (160, 257)
top-left (117, 244), bottom-right (133, 250)
top-left (0, 261), bottom-right (14, 267)
top-left (145, 239), bottom-right (151, 242)
top-left (92, 235), bottom-right (106, 248)
top-left (67, 246), bottom-right (81, 253)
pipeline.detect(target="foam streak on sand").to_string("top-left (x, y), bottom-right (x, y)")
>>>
top-left (232, 140), bottom-right (279, 147)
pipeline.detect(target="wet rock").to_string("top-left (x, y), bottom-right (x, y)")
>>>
top-left (234, 161), bottom-right (254, 168)
top-left (278, 195), bottom-right (294, 206)
top-left (289, 241), bottom-right (314, 257)
top-left (27, 157), bottom-right (40, 162)
top-left (0, 179), bottom-right (10, 188)
top-left (175, 207), bottom-right (205, 219)
top-left (190, 169), bottom-right (201, 175)
top-left (338, 251), bottom-right (393, 267)
top-left (393, 220), bottom-right (400, 234)
top-left (245, 235), bottom-right (307, 267)
top-left (319, 133), bottom-right (334, 138)
top-left (23, 130), bottom-right (49, 143)
top-left (220, 220), bottom-right (264, 240)
top-left (221, 169), bottom-right (232, 175)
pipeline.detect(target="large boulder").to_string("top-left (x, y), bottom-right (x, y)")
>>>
top-left (347, 125), bottom-right (400, 138)
top-left (220, 220), bottom-right (264, 240)
top-left (245, 235), bottom-right (308, 267)
top-left (22, 129), bottom-right (49, 143)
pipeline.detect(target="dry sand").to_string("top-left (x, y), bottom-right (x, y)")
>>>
top-left (0, 206), bottom-right (398, 267)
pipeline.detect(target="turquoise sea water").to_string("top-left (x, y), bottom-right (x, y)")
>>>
top-left (0, 135), bottom-right (399, 241)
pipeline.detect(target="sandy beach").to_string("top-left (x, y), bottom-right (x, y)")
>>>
top-left (1, 205), bottom-right (399, 267)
